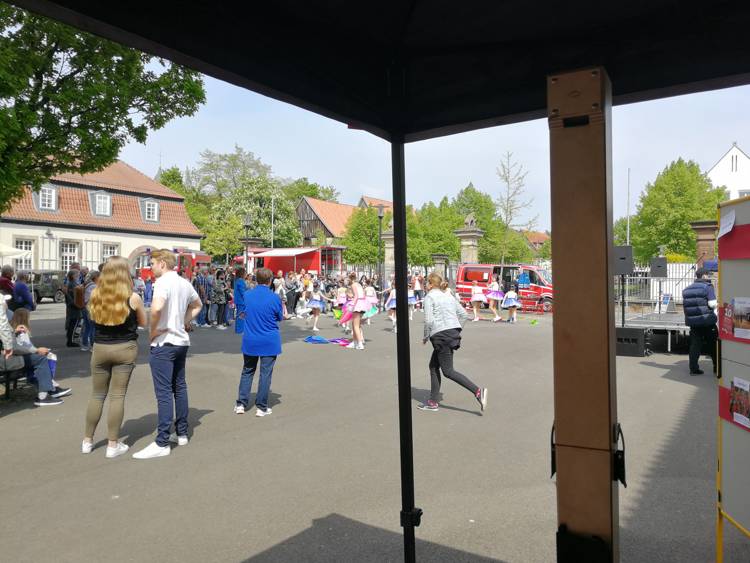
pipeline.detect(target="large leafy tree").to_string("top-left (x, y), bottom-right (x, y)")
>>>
top-left (191, 145), bottom-right (271, 198)
top-left (207, 175), bottom-right (300, 257)
top-left (156, 166), bottom-right (211, 231)
top-left (283, 177), bottom-right (340, 204)
top-left (417, 198), bottom-right (463, 261)
top-left (630, 159), bottom-right (725, 261)
top-left (0, 4), bottom-right (205, 212)
top-left (341, 207), bottom-right (387, 266)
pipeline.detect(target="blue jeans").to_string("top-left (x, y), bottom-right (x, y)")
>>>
top-left (149, 345), bottom-right (189, 447)
top-left (24, 353), bottom-right (54, 392)
top-left (236, 355), bottom-right (276, 411)
top-left (197, 303), bottom-right (210, 325)
top-left (81, 309), bottom-right (96, 348)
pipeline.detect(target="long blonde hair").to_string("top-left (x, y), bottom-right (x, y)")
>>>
top-left (10, 308), bottom-right (31, 334)
top-left (88, 256), bottom-right (133, 325)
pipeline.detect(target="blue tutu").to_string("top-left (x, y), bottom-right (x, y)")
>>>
top-left (408, 295), bottom-right (417, 305)
top-left (386, 298), bottom-right (397, 310)
top-left (307, 299), bottom-right (326, 310)
top-left (501, 297), bottom-right (520, 309)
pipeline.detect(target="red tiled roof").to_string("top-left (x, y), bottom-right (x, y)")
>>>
top-left (302, 196), bottom-right (358, 238)
top-left (53, 160), bottom-right (183, 199)
top-left (360, 196), bottom-right (393, 211)
top-left (523, 231), bottom-right (550, 245)
top-left (2, 161), bottom-right (201, 237)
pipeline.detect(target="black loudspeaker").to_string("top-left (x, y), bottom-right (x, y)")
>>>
top-left (649, 257), bottom-right (667, 278)
top-left (616, 327), bottom-right (649, 357)
top-left (614, 246), bottom-right (634, 275)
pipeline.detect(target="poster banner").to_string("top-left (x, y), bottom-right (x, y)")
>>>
top-left (720, 381), bottom-right (750, 433)
top-left (719, 301), bottom-right (750, 344)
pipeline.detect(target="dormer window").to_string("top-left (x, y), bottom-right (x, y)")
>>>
top-left (40, 186), bottom-right (57, 210)
top-left (145, 200), bottom-right (159, 222)
top-left (94, 193), bottom-right (111, 216)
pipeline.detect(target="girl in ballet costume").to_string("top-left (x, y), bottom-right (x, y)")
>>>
top-left (305, 281), bottom-right (333, 332)
top-left (407, 281), bottom-right (417, 321)
top-left (469, 280), bottom-right (487, 322)
top-left (346, 272), bottom-right (369, 350)
top-left (501, 283), bottom-right (520, 323)
top-left (364, 280), bottom-right (379, 325)
top-left (486, 275), bottom-right (505, 323)
top-left (385, 286), bottom-right (398, 333)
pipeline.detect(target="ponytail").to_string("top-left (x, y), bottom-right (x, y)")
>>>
top-left (439, 281), bottom-right (449, 291)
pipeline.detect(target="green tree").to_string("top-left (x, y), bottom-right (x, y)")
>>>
top-left (0, 4), bottom-right (205, 212)
top-left (283, 177), bottom-right (340, 204)
top-left (537, 237), bottom-right (552, 261)
top-left (341, 207), bottom-right (385, 266)
top-left (157, 165), bottom-right (211, 231)
top-left (417, 197), bottom-right (463, 261)
top-left (452, 182), bottom-right (497, 228)
top-left (613, 217), bottom-right (629, 247)
top-left (630, 159), bottom-right (725, 261)
top-left (193, 145), bottom-right (272, 198)
top-left (207, 175), bottom-right (300, 258)
top-left (406, 206), bottom-right (431, 267)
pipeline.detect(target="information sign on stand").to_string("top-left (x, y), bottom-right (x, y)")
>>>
top-left (716, 194), bottom-right (750, 562)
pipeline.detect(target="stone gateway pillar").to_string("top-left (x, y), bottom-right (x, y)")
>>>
top-left (454, 214), bottom-right (484, 264)
top-left (431, 253), bottom-right (449, 280)
top-left (690, 220), bottom-right (718, 266)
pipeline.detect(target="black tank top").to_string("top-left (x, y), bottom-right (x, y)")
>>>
top-left (94, 300), bottom-right (139, 344)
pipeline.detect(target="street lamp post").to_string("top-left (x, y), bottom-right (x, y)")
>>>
top-left (377, 205), bottom-right (385, 304)
top-left (243, 213), bottom-right (252, 270)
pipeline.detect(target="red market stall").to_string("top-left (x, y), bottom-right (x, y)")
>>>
top-left (238, 246), bottom-right (345, 277)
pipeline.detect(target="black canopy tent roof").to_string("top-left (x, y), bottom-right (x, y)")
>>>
top-left (12, 1), bottom-right (750, 560)
top-left (13, 1), bottom-right (750, 141)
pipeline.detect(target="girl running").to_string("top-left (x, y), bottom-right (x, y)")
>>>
top-left (486, 275), bottom-right (504, 323)
top-left (385, 286), bottom-right (398, 333)
top-left (306, 281), bottom-right (331, 332)
top-left (418, 273), bottom-right (487, 412)
top-left (469, 280), bottom-right (487, 322)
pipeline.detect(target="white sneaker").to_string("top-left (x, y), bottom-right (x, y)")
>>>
top-left (233, 404), bottom-right (245, 414)
top-left (132, 442), bottom-right (170, 459)
top-left (255, 407), bottom-right (273, 417)
top-left (80, 346), bottom-right (90, 352)
top-left (81, 440), bottom-right (93, 454)
top-left (472, 318), bottom-right (480, 322)
top-left (106, 442), bottom-right (129, 459)
top-left (345, 342), bottom-right (357, 349)
top-left (216, 325), bottom-right (227, 330)
top-left (356, 342), bottom-right (365, 350)
top-left (169, 433), bottom-right (189, 446)
top-left (312, 327), bottom-right (320, 332)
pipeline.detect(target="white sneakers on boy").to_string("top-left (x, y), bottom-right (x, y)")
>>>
top-left (106, 442), bottom-right (130, 459)
top-left (169, 433), bottom-right (189, 446)
top-left (132, 442), bottom-right (170, 459)
top-left (81, 440), bottom-right (93, 454)
top-left (233, 404), bottom-right (245, 414)
top-left (255, 407), bottom-right (273, 417)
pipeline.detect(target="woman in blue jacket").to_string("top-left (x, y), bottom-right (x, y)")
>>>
top-left (233, 267), bottom-right (247, 334)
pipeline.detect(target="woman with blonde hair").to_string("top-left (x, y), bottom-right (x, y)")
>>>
top-left (418, 272), bottom-right (487, 412)
top-left (81, 256), bottom-right (146, 458)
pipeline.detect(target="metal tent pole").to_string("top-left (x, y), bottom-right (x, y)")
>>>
top-left (391, 137), bottom-right (421, 562)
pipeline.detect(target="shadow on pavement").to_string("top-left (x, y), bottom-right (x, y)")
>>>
top-left (410, 386), bottom-right (481, 417)
top-left (244, 513), bottom-right (506, 562)
top-left (641, 360), bottom-right (716, 388)
top-left (620, 371), bottom-right (750, 561)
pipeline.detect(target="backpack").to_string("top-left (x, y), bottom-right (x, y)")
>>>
top-left (73, 284), bottom-right (85, 309)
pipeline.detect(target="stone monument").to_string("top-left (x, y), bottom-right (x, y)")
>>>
top-left (381, 218), bottom-right (395, 282)
top-left (453, 213), bottom-right (485, 264)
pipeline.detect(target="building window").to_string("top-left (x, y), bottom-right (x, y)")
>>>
top-left (136, 254), bottom-right (151, 269)
top-left (95, 193), bottom-right (111, 216)
top-left (60, 242), bottom-right (79, 272)
top-left (40, 186), bottom-right (57, 210)
top-left (102, 243), bottom-right (119, 259)
top-left (14, 239), bottom-right (33, 271)
top-left (145, 201), bottom-right (159, 222)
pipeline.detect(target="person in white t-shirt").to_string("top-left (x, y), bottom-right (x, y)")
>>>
top-left (133, 249), bottom-right (202, 460)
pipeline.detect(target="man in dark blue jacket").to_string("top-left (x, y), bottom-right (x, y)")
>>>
top-left (682, 268), bottom-right (718, 375)
top-left (234, 267), bottom-right (283, 417)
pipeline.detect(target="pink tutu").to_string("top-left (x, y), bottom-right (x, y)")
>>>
top-left (366, 295), bottom-right (379, 307)
top-left (470, 293), bottom-right (487, 303)
top-left (339, 301), bottom-right (354, 324)
top-left (336, 295), bottom-right (347, 305)
top-left (351, 296), bottom-right (370, 313)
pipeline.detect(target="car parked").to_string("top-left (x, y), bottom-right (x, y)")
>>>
top-left (30, 271), bottom-right (66, 304)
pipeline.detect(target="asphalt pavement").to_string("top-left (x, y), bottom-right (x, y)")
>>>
top-left (0, 303), bottom-right (748, 562)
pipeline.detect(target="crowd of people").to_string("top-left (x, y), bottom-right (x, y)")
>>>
top-left (0, 251), bottom-right (491, 460)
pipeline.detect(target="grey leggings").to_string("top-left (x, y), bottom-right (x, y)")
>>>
top-left (85, 341), bottom-right (138, 441)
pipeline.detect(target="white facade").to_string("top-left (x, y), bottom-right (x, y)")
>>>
top-left (707, 143), bottom-right (750, 201)
top-left (0, 222), bottom-right (200, 272)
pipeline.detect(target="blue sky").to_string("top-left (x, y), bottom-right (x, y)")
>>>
top-left (121, 76), bottom-right (750, 231)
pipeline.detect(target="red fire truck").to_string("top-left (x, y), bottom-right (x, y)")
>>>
top-left (455, 263), bottom-right (554, 312)
top-left (137, 248), bottom-right (211, 281)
